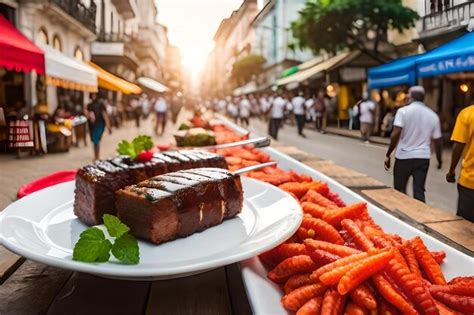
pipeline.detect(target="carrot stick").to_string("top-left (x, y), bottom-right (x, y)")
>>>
top-left (308, 249), bottom-right (341, 269)
top-left (399, 241), bottom-right (422, 279)
top-left (337, 250), bottom-right (394, 295)
top-left (344, 302), bottom-right (368, 315)
top-left (310, 252), bottom-right (368, 281)
top-left (301, 217), bottom-right (344, 245)
top-left (411, 236), bottom-right (446, 285)
top-left (301, 190), bottom-right (338, 209)
top-left (430, 291), bottom-right (474, 313)
top-left (281, 282), bottom-right (327, 311)
top-left (372, 273), bottom-right (419, 315)
top-left (322, 202), bottom-right (367, 228)
top-left (350, 283), bottom-right (377, 310)
top-left (429, 284), bottom-right (474, 297)
top-left (304, 239), bottom-right (361, 257)
top-left (341, 219), bottom-right (374, 251)
top-left (296, 296), bottom-right (322, 315)
top-left (284, 273), bottom-right (313, 294)
top-left (301, 202), bottom-right (328, 219)
top-left (320, 288), bottom-right (345, 315)
top-left (268, 255), bottom-right (316, 284)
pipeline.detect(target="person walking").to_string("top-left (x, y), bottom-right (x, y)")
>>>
top-left (313, 90), bottom-right (327, 133)
top-left (353, 92), bottom-right (376, 143)
top-left (239, 95), bottom-right (251, 127)
top-left (227, 98), bottom-right (239, 123)
top-left (291, 91), bottom-right (306, 137)
top-left (154, 95), bottom-right (168, 135)
top-left (384, 86), bottom-right (442, 203)
top-left (85, 94), bottom-right (111, 161)
top-left (268, 93), bottom-right (286, 140)
top-left (446, 103), bottom-right (474, 222)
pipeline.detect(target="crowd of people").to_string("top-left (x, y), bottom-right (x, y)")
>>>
top-left (206, 90), bottom-right (333, 141)
top-left (206, 86), bottom-right (473, 223)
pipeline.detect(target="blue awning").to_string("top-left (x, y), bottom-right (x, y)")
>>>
top-left (368, 54), bottom-right (422, 89)
top-left (416, 32), bottom-right (474, 77)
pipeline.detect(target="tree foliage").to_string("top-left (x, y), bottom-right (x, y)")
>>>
top-left (231, 54), bottom-right (266, 86)
top-left (291, 0), bottom-right (419, 62)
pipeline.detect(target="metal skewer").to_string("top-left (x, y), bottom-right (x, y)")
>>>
top-left (197, 136), bottom-right (271, 151)
top-left (232, 161), bottom-right (277, 175)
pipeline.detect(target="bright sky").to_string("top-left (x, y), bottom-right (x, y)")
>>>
top-left (156, 0), bottom-right (244, 80)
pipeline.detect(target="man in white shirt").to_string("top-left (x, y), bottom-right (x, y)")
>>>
top-left (354, 92), bottom-right (376, 143)
top-left (291, 91), bottom-right (306, 137)
top-left (239, 95), bottom-right (251, 127)
top-left (268, 93), bottom-right (286, 140)
top-left (384, 86), bottom-right (442, 202)
top-left (227, 98), bottom-right (239, 123)
top-left (154, 96), bottom-right (167, 135)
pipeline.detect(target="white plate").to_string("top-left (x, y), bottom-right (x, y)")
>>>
top-left (0, 177), bottom-right (302, 281)
top-left (218, 117), bottom-right (474, 315)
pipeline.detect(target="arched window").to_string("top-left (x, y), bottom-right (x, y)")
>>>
top-left (38, 27), bottom-right (49, 45)
top-left (74, 47), bottom-right (84, 61)
top-left (52, 35), bottom-right (62, 51)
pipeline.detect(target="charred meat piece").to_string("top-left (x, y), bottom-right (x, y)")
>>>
top-left (73, 151), bottom-right (227, 226)
top-left (115, 168), bottom-right (243, 244)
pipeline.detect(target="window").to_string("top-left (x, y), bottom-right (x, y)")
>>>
top-left (74, 47), bottom-right (84, 61)
top-left (52, 35), bottom-right (62, 52)
top-left (38, 27), bottom-right (48, 45)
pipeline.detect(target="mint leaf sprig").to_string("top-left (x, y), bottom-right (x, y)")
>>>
top-left (117, 135), bottom-right (154, 160)
top-left (73, 214), bottom-right (140, 265)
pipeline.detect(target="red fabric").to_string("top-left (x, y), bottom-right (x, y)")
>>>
top-left (0, 15), bottom-right (45, 74)
top-left (17, 170), bottom-right (77, 199)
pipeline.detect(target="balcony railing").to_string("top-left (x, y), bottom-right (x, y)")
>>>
top-left (51, 0), bottom-right (96, 33)
top-left (422, 1), bottom-right (474, 33)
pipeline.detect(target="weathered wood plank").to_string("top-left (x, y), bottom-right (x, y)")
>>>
top-left (362, 188), bottom-right (459, 223)
top-left (146, 268), bottom-right (231, 315)
top-left (47, 272), bottom-right (151, 315)
top-left (271, 145), bottom-right (312, 161)
top-left (0, 245), bottom-right (25, 284)
top-left (333, 176), bottom-right (385, 188)
top-left (225, 264), bottom-right (252, 315)
top-left (0, 261), bottom-right (71, 315)
top-left (424, 220), bottom-right (474, 253)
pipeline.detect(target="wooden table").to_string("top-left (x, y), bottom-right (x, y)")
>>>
top-left (0, 260), bottom-right (252, 315)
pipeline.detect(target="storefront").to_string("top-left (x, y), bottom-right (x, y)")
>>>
top-left (0, 14), bottom-right (45, 153)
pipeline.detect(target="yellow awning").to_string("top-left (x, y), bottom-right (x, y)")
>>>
top-left (87, 61), bottom-right (142, 95)
top-left (276, 51), bottom-right (360, 86)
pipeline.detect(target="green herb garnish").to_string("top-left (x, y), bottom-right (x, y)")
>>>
top-left (117, 135), bottom-right (154, 159)
top-left (72, 228), bottom-right (112, 263)
top-left (103, 213), bottom-right (129, 238)
top-left (73, 215), bottom-right (140, 264)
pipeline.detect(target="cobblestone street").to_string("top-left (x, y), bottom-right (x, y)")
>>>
top-left (0, 117), bottom-right (181, 211)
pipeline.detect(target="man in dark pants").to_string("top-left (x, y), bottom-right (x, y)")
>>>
top-left (384, 86), bottom-right (442, 202)
top-left (267, 93), bottom-right (286, 140)
top-left (446, 103), bottom-right (474, 222)
top-left (291, 91), bottom-right (306, 137)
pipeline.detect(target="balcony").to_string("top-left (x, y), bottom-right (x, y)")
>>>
top-left (91, 33), bottom-right (139, 72)
top-left (421, 1), bottom-right (474, 37)
top-left (50, 0), bottom-right (96, 33)
top-left (111, 0), bottom-right (138, 20)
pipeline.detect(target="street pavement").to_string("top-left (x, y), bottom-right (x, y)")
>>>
top-left (0, 117), bottom-right (179, 211)
top-left (245, 118), bottom-right (458, 213)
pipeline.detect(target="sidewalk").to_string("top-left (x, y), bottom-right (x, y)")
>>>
top-left (325, 126), bottom-right (390, 145)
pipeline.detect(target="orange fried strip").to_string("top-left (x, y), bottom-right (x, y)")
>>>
top-left (338, 250), bottom-right (394, 295)
top-left (301, 217), bottom-right (344, 245)
top-left (304, 239), bottom-right (361, 257)
top-left (310, 252), bottom-right (368, 281)
top-left (429, 284), bottom-right (474, 297)
top-left (320, 288), bottom-right (345, 315)
top-left (341, 219), bottom-right (374, 251)
top-left (284, 274), bottom-right (313, 295)
top-left (295, 296), bottom-right (322, 315)
top-left (372, 273), bottom-right (419, 314)
top-left (400, 241), bottom-right (422, 279)
top-left (268, 255), bottom-right (317, 284)
top-left (281, 282), bottom-right (326, 311)
top-left (411, 236), bottom-right (446, 285)
top-left (322, 202), bottom-right (367, 228)
top-left (345, 302), bottom-right (369, 315)
top-left (301, 190), bottom-right (338, 209)
top-left (350, 283), bottom-right (377, 310)
top-left (301, 202), bottom-right (328, 219)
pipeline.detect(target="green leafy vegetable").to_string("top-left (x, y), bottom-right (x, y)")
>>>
top-left (72, 228), bottom-right (112, 263)
top-left (117, 135), bottom-right (154, 159)
top-left (111, 233), bottom-right (140, 265)
top-left (72, 215), bottom-right (140, 264)
top-left (103, 214), bottom-right (129, 238)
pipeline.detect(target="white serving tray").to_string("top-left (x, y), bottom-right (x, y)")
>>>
top-left (218, 116), bottom-right (474, 315)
